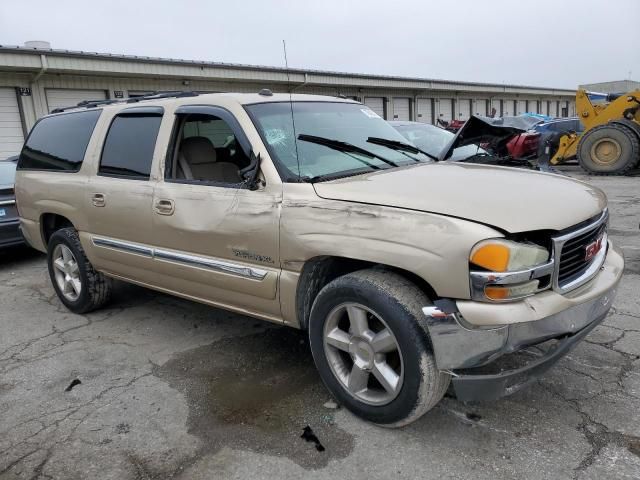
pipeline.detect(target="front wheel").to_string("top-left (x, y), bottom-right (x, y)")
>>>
top-left (577, 124), bottom-right (640, 174)
top-left (308, 269), bottom-right (450, 427)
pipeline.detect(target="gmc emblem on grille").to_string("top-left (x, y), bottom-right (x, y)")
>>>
top-left (585, 236), bottom-right (603, 261)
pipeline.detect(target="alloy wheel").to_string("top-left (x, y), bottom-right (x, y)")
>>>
top-left (52, 244), bottom-right (82, 302)
top-left (322, 302), bottom-right (404, 405)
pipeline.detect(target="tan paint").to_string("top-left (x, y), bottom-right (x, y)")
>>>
top-left (15, 92), bottom-right (614, 330)
top-left (313, 162), bottom-right (607, 233)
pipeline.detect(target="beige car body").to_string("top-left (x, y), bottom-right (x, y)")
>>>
top-left (15, 93), bottom-right (623, 333)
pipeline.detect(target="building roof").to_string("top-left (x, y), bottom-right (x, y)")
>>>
top-left (0, 44), bottom-right (576, 96)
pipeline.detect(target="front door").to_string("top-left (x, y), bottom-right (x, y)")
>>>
top-left (150, 106), bottom-right (282, 319)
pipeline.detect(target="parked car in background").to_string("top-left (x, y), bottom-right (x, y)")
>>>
top-left (0, 155), bottom-right (23, 248)
top-left (533, 118), bottom-right (584, 158)
top-left (506, 130), bottom-right (541, 159)
top-left (390, 121), bottom-right (488, 162)
top-left (391, 120), bottom-right (534, 168)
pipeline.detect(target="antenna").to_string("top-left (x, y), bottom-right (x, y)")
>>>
top-left (283, 40), bottom-right (301, 181)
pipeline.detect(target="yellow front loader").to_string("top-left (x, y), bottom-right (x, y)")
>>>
top-left (551, 89), bottom-right (640, 174)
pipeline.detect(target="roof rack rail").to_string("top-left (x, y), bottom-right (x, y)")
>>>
top-left (50, 90), bottom-right (200, 114)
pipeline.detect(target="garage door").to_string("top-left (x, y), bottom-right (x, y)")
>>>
top-left (127, 90), bottom-right (154, 98)
top-left (436, 98), bottom-right (453, 123)
top-left (502, 100), bottom-right (514, 116)
top-left (364, 97), bottom-right (385, 118)
top-left (490, 99), bottom-right (501, 117)
top-left (46, 89), bottom-right (108, 113)
top-left (515, 100), bottom-right (527, 115)
top-left (392, 98), bottom-right (410, 121)
top-left (474, 99), bottom-right (487, 116)
top-left (416, 98), bottom-right (432, 124)
top-left (0, 88), bottom-right (25, 159)
top-left (528, 100), bottom-right (539, 113)
top-left (456, 99), bottom-right (472, 120)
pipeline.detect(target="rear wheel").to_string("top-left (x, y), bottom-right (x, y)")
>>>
top-left (47, 228), bottom-right (112, 314)
top-left (308, 269), bottom-right (450, 427)
top-left (577, 124), bottom-right (640, 175)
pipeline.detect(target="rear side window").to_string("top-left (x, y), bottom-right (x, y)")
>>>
top-left (99, 114), bottom-right (162, 179)
top-left (18, 110), bottom-right (101, 172)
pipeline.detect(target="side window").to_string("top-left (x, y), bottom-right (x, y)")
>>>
top-left (18, 110), bottom-right (101, 172)
top-left (99, 114), bottom-right (162, 179)
top-left (167, 113), bottom-right (250, 185)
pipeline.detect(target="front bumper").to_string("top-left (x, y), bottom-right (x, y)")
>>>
top-left (422, 244), bottom-right (624, 402)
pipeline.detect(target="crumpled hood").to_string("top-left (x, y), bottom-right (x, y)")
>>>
top-left (440, 115), bottom-right (535, 161)
top-left (313, 162), bottom-right (607, 233)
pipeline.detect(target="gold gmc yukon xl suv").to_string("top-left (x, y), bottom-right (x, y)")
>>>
top-left (15, 92), bottom-right (624, 427)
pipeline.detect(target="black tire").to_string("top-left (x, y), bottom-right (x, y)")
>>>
top-left (577, 124), bottom-right (640, 175)
top-left (47, 228), bottom-right (112, 314)
top-left (308, 269), bottom-right (450, 427)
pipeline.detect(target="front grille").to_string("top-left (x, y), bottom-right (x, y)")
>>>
top-left (554, 211), bottom-right (608, 290)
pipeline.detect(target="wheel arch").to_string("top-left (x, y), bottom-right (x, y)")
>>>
top-left (40, 213), bottom-right (75, 247)
top-left (295, 255), bottom-right (438, 331)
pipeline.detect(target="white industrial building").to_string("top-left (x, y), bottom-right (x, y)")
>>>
top-left (0, 42), bottom-right (577, 159)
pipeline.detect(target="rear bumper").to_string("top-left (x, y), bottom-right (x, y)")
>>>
top-left (0, 219), bottom-right (24, 248)
top-left (422, 244), bottom-right (624, 402)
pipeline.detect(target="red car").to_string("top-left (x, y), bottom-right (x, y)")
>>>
top-left (506, 131), bottom-right (541, 159)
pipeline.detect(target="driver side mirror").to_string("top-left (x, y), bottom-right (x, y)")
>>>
top-left (239, 151), bottom-right (262, 191)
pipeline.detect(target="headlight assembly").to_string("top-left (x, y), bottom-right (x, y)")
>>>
top-left (469, 239), bottom-right (553, 302)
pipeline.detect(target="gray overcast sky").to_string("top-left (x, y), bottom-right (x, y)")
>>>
top-left (1, 0), bottom-right (638, 89)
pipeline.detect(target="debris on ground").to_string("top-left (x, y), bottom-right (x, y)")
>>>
top-left (301, 425), bottom-right (325, 452)
top-left (64, 379), bottom-right (82, 392)
top-left (323, 400), bottom-right (338, 409)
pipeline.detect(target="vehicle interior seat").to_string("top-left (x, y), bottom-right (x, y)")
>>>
top-left (177, 136), bottom-right (242, 183)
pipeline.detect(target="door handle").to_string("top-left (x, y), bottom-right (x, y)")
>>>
top-left (92, 193), bottom-right (105, 207)
top-left (154, 199), bottom-right (175, 216)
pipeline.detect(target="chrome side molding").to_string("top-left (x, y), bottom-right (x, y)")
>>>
top-left (91, 235), bottom-right (268, 281)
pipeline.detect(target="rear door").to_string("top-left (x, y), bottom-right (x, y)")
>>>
top-left (83, 106), bottom-right (163, 281)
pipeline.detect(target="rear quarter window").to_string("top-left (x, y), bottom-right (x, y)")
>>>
top-left (18, 110), bottom-right (101, 172)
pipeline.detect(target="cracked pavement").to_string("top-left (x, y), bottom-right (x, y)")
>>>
top-left (0, 166), bottom-right (639, 479)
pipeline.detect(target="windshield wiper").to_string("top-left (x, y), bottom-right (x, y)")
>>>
top-left (367, 137), bottom-right (438, 162)
top-left (297, 134), bottom-right (399, 168)
top-left (366, 137), bottom-right (439, 161)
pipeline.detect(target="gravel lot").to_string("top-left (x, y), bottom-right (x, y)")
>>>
top-left (1, 166), bottom-right (639, 480)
